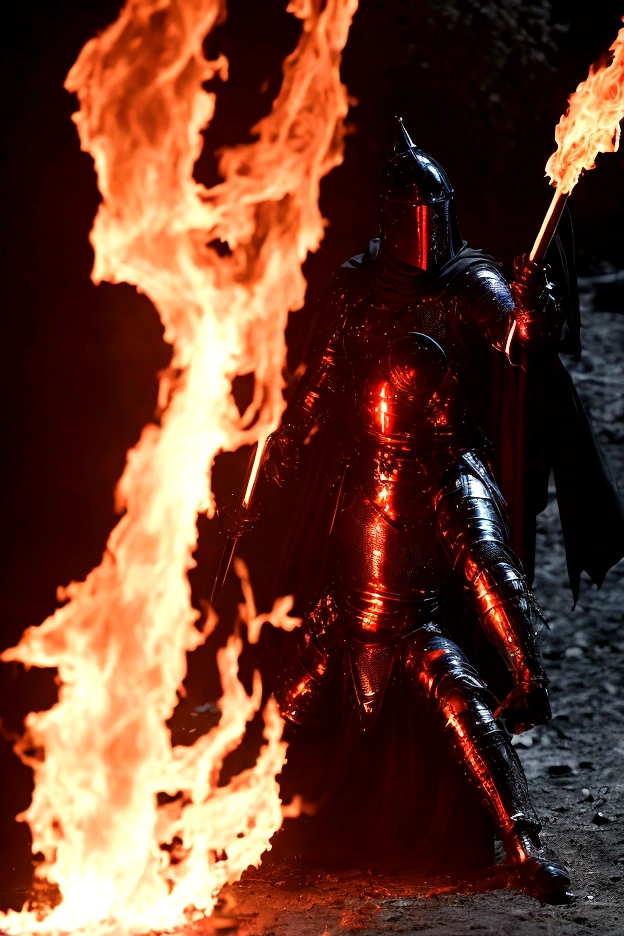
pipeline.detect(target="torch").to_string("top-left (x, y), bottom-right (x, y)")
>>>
top-left (528, 22), bottom-right (624, 266)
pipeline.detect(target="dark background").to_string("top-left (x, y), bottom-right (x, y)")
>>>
top-left (2, 0), bottom-right (624, 908)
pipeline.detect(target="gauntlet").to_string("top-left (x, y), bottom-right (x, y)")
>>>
top-left (511, 254), bottom-right (563, 350)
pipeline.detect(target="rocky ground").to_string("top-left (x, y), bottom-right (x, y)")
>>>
top-left (209, 270), bottom-right (624, 936)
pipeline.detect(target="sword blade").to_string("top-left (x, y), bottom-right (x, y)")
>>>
top-left (210, 537), bottom-right (238, 604)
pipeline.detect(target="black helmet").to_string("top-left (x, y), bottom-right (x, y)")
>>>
top-left (379, 118), bottom-right (462, 270)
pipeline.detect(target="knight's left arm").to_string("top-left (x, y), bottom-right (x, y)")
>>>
top-left (457, 259), bottom-right (562, 356)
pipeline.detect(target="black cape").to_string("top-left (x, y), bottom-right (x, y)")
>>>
top-left (487, 208), bottom-right (624, 598)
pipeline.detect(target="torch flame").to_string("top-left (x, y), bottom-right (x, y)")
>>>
top-left (1, 0), bottom-right (357, 931)
top-left (545, 20), bottom-right (624, 193)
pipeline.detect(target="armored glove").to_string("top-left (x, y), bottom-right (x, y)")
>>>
top-left (217, 494), bottom-right (260, 539)
top-left (511, 254), bottom-right (562, 350)
top-left (262, 423), bottom-right (303, 488)
top-left (494, 677), bottom-right (552, 735)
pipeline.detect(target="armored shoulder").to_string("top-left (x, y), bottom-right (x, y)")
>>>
top-left (305, 265), bottom-right (369, 362)
top-left (453, 262), bottom-right (514, 353)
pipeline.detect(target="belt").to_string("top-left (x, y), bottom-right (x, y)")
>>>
top-left (336, 583), bottom-right (439, 639)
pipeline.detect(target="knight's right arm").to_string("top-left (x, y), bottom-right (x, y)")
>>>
top-left (262, 300), bottom-right (347, 487)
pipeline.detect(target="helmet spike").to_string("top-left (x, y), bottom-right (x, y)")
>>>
top-left (394, 116), bottom-right (417, 155)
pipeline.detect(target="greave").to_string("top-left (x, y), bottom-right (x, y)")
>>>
top-left (438, 687), bottom-right (540, 835)
top-left (405, 631), bottom-right (540, 836)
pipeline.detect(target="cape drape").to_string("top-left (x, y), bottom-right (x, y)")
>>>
top-left (487, 208), bottom-right (624, 597)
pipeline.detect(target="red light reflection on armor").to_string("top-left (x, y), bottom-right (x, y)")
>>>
top-left (374, 486), bottom-right (396, 521)
top-left (371, 520), bottom-right (384, 580)
top-left (442, 701), bottom-right (514, 835)
top-left (417, 204), bottom-right (429, 270)
top-left (361, 592), bottom-right (385, 631)
top-left (430, 392), bottom-right (451, 427)
top-left (474, 574), bottom-right (531, 683)
top-left (377, 383), bottom-right (389, 434)
top-left (372, 394), bottom-right (399, 519)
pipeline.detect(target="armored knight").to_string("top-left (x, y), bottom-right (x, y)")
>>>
top-left (239, 120), bottom-right (574, 902)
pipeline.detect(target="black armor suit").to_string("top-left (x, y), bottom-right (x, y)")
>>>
top-left (249, 121), bottom-right (573, 902)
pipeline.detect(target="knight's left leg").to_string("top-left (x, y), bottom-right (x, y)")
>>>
top-left (404, 628), bottom-right (571, 903)
top-left (436, 455), bottom-right (550, 733)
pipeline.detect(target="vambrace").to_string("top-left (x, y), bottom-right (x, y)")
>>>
top-left (404, 629), bottom-right (540, 836)
top-left (263, 321), bottom-right (346, 488)
top-left (459, 539), bottom-right (545, 688)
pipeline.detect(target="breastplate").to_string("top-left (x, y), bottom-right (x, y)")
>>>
top-left (346, 297), bottom-right (468, 446)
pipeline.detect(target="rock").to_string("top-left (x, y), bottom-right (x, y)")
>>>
top-left (592, 811), bottom-right (612, 826)
top-left (548, 764), bottom-right (574, 777)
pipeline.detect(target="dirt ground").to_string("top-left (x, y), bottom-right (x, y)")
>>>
top-left (1, 273), bottom-right (622, 936)
top-left (208, 270), bottom-right (624, 936)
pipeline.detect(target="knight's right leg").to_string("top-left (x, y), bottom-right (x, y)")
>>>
top-left (274, 590), bottom-right (342, 729)
top-left (404, 627), bottom-right (571, 903)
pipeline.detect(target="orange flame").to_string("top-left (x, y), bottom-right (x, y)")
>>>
top-left (233, 556), bottom-right (302, 646)
top-left (545, 21), bottom-right (624, 193)
top-left (0, 0), bottom-right (357, 930)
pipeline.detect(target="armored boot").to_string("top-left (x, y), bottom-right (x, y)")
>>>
top-left (503, 821), bottom-right (572, 904)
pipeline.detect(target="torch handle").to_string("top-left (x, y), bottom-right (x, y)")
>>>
top-left (529, 188), bottom-right (568, 266)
